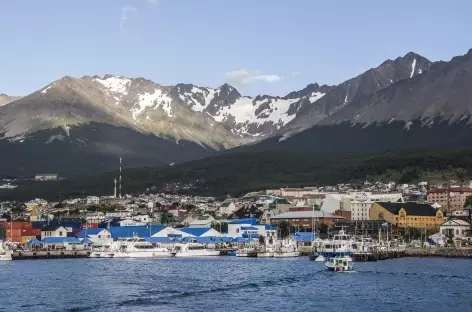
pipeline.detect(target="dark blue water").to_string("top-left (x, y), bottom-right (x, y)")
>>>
top-left (1, 257), bottom-right (471, 312)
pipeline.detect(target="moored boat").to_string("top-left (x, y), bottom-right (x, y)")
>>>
top-left (172, 242), bottom-right (220, 257)
top-left (273, 240), bottom-right (299, 258)
top-left (113, 238), bottom-right (173, 258)
top-left (0, 240), bottom-right (12, 261)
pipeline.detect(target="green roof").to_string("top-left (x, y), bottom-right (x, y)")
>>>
top-left (221, 202), bottom-right (231, 207)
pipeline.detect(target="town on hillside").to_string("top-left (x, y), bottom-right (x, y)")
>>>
top-left (1, 179), bottom-right (472, 256)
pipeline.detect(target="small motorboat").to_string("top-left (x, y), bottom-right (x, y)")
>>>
top-left (325, 256), bottom-right (354, 272)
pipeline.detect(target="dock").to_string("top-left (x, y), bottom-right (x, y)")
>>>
top-left (12, 250), bottom-right (91, 260)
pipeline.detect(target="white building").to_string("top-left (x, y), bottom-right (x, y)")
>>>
top-left (106, 211), bottom-right (132, 218)
top-left (228, 222), bottom-right (277, 240)
top-left (86, 196), bottom-right (100, 205)
top-left (280, 188), bottom-right (314, 197)
top-left (41, 226), bottom-right (68, 240)
top-left (350, 192), bottom-right (403, 220)
top-left (440, 219), bottom-right (471, 240)
top-left (320, 192), bottom-right (403, 220)
top-left (76, 228), bottom-right (112, 245)
top-left (218, 202), bottom-right (237, 215)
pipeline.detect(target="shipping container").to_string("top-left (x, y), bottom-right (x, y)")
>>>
top-left (4, 222), bottom-right (30, 230)
top-left (6, 229), bottom-right (22, 237)
top-left (11, 236), bottom-right (22, 243)
top-left (23, 222), bottom-right (33, 229)
top-left (34, 229), bottom-right (42, 235)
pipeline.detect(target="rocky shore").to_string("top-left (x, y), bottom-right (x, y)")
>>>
top-left (405, 248), bottom-right (472, 258)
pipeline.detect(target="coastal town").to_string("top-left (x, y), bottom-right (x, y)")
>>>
top-left (1, 179), bottom-right (472, 261)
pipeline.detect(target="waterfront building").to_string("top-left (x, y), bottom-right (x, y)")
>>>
top-left (178, 227), bottom-right (224, 237)
top-left (427, 187), bottom-right (472, 212)
top-left (227, 218), bottom-right (277, 239)
top-left (440, 219), bottom-right (471, 240)
top-left (76, 228), bottom-right (112, 245)
top-left (109, 225), bottom-right (167, 239)
top-left (369, 202), bottom-right (445, 228)
top-left (40, 226), bottom-right (68, 240)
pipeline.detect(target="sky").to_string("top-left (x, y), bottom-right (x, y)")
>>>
top-left (1, 0), bottom-right (472, 97)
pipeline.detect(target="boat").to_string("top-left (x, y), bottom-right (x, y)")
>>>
top-left (325, 256), bottom-right (355, 272)
top-left (273, 240), bottom-right (299, 258)
top-left (316, 229), bottom-right (354, 259)
top-left (257, 244), bottom-right (276, 258)
top-left (171, 242), bottom-right (220, 257)
top-left (236, 245), bottom-right (258, 257)
top-left (89, 245), bottom-right (116, 258)
top-left (113, 238), bottom-right (173, 258)
top-left (0, 240), bottom-right (13, 261)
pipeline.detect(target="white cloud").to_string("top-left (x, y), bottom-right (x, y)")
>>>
top-left (292, 71), bottom-right (301, 77)
top-left (120, 6), bottom-right (137, 30)
top-left (225, 69), bottom-right (284, 85)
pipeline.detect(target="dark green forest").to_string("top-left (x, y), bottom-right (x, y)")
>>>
top-left (3, 147), bottom-right (472, 201)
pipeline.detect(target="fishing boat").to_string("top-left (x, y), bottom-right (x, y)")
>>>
top-left (325, 256), bottom-right (355, 272)
top-left (172, 242), bottom-right (220, 257)
top-left (257, 244), bottom-right (276, 258)
top-left (0, 240), bottom-right (12, 261)
top-left (113, 238), bottom-right (173, 258)
top-left (273, 240), bottom-right (299, 258)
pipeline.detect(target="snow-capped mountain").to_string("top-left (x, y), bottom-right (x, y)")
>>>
top-left (88, 76), bottom-right (333, 138)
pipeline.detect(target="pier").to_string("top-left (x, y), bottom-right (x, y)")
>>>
top-left (12, 250), bottom-right (91, 260)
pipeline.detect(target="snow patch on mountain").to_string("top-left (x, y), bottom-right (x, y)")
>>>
top-left (94, 76), bottom-right (131, 96)
top-left (132, 89), bottom-right (173, 119)
top-left (410, 58), bottom-right (416, 78)
top-left (41, 85), bottom-right (52, 94)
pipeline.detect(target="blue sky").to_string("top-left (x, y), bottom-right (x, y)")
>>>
top-left (1, 0), bottom-right (471, 96)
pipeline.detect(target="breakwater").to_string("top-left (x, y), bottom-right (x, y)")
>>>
top-left (405, 247), bottom-right (472, 258)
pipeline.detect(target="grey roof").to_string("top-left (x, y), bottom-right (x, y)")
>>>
top-left (270, 211), bottom-right (341, 219)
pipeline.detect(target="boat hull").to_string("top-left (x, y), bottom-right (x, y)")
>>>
top-left (0, 255), bottom-right (12, 261)
top-left (174, 250), bottom-right (221, 257)
top-left (115, 250), bottom-right (173, 258)
top-left (257, 252), bottom-right (274, 258)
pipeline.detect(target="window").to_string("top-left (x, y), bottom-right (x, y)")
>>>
top-left (59, 231), bottom-right (63, 236)
top-left (236, 229), bottom-right (239, 233)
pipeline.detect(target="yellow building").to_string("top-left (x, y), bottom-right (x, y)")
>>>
top-left (370, 202), bottom-right (445, 228)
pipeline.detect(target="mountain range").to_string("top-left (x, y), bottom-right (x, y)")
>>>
top-left (1, 48), bottom-right (472, 177)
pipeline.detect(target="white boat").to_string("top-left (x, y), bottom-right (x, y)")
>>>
top-left (325, 256), bottom-right (355, 272)
top-left (113, 238), bottom-right (173, 258)
top-left (89, 245), bottom-right (116, 258)
top-left (0, 240), bottom-right (13, 261)
top-left (236, 245), bottom-right (258, 257)
top-left (273, 240), bottom-right (299, 258)
top-left (316, 229), bottom-right (354, 259)
top-left (172, 242), bottom-right (220, 257)
top-left (257, 245), bottom-right (276, 258)
top-left (314, 255), bottom-right (326, 262)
